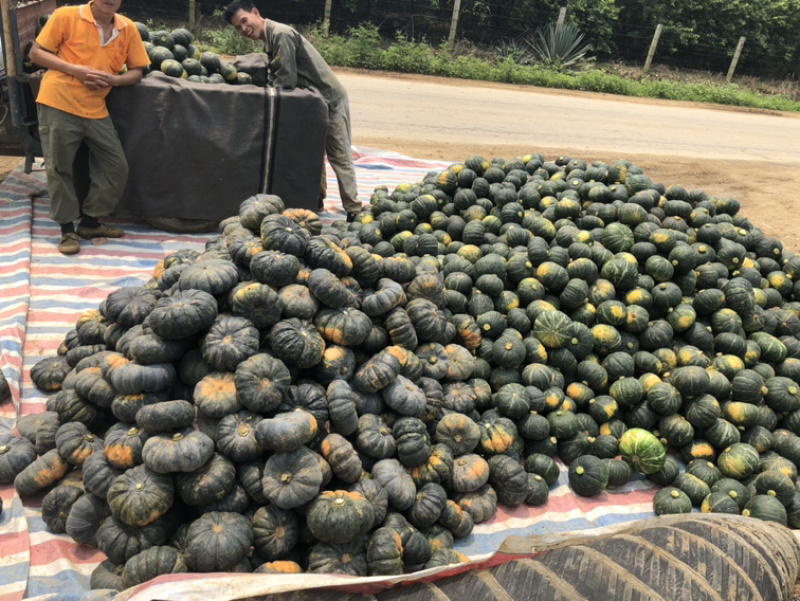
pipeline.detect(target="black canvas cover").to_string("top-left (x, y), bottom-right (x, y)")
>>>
top-left (106, 66), bottom-right (327, 221)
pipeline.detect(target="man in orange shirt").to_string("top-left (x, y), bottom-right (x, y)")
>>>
top-left (29, 0), bottom-right (149, 254)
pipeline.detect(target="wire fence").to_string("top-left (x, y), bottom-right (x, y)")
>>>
top-left (115, 0), bottom-right (799, 80)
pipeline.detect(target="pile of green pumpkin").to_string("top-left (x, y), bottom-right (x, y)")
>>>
top-left (138, 24), bottom-right (253, 85)
top-left (5, 152), bottom-right (800, 590)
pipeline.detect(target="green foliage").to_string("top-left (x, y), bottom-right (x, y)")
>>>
top-left (528, 0), bottom-right (620, 55)
top-left (382, 32), bottom-right (436, 73)
top-left (346, 24), bottom-right (383, 68)
top-left (526, 23), bottom-right (592, 72)
top-left (202, 10), bottom-right (261, 55)
top-left (615, 0), bottom-right (800, 76)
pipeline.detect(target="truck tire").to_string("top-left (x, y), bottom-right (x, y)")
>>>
top-left (247, 514), bottom-right (800, 600)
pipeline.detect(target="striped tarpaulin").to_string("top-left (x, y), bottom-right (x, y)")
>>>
top-left (0, 149), bottom-right (659, 601)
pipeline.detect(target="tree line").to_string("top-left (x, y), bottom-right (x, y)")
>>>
top-left (120, 0), bottom-right (800, 78)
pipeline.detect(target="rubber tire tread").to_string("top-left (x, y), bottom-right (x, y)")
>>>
top-left (238, 515), bottom-right (800, 601)
top-left (665, 516), bottom-right (792, 601)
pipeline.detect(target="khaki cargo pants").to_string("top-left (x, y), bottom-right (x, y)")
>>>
top-left (38, 104), bottom-right (129, 224)
top-left (319, 96), bottom-right (361, 214)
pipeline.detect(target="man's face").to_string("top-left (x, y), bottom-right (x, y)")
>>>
top-left (231, 8), bottom-right (264, 41)
top-left (93, 0), bottom-right (122, 20)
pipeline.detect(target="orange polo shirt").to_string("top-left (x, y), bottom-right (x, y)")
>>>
top-left (35, 2), bottom-right (149, 119)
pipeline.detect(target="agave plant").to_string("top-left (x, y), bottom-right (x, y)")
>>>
top-left (525, 22), bottom-right (592, 71)
top-left (495, 37), bottom-right (535, 65)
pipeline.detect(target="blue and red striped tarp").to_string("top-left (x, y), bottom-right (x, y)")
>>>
top-left (0, 149), bottom-right (659, 601)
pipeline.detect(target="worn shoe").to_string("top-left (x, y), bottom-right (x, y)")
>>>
top-left (346, 212), bottom-right (357, 223)
top-left (77, 223), bottom-right (124, 239)
top-left (58, 232), bottom-right (80, 255)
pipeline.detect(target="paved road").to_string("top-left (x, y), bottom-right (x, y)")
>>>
top-left (340, 71), bottom-right (800, 162)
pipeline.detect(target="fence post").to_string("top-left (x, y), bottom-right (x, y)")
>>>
top-left (188, 0), bottom-right (195, 28)
top-left (448, 0), bottom-right (462, 47)
top-left (726, 36), bottom-right (746, 82)
top-left (322, 0), bottom-right (332, 35)
top-left (642, 24), bottom-right (662, 74)
top-left (556, 7), bottom-right (566, 30)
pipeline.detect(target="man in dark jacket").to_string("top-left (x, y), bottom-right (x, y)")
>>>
top-left (225, 0), bottom-right (362, 221)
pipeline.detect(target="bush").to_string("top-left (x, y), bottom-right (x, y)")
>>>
top-left (381, 34), bottom-right (435, 73)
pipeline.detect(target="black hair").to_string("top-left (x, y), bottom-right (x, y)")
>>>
top-left (224, 0), bottom-right (257, 24)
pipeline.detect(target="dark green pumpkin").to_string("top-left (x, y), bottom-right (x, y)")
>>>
top-left (122, 545), bottom-right (187, 588)
top-left (307, 490), bottom-right (375, 543)
top-left (141, 428), bottom-right (214, 474)
top-left (184, 511), bottom-right (254, 572)
top-left (568, 454), bottom-right (609, 497)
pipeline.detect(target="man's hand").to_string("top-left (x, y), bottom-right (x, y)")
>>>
top-left (83, 69), bottom-right (115, 90)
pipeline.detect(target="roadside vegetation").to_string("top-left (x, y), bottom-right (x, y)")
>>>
top-left (197, 20), bottom-right (800, 112)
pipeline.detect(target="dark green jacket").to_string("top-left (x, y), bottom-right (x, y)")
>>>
top-left (263, 19), bottom-right (346, 107)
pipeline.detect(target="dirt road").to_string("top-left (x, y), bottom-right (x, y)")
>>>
top-left (341, 69), bottom-right (800, 250)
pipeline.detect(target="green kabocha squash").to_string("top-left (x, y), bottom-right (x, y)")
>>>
top-left (31, 356), bottom-right (72, 392)
top-left (742, 494), bottom-right (788, 525)
top-left (106, 464), bottom-right (174, 527)
top-left (326, 380), bottom-right (360, 436)
top-left (41, 484), bottom-right (84, 533)
top-left (366, 526), bottom-right (404, 576)
top-left (604, 458), bottom-right (633, 488)
top-left (122, 545), bottom-right (187, 588)
top-left (653, 487), bottom-right (693, 515)
top-left (393, 416), bottom-right (432, 468)
top-left (673, 472), bottom-right (712, 506)
top-left (95, 514), bottom-right (170, 565)
top-left (175, 452), bottom-right (236, 507)
top-left (261, 446), bottom-right (324, 509)
top-left (252, 504), bottom-right (300, 560)
top-left (200, 314), bottom-right (259, 372)
top-left (227, 281), bottom-right (283, 330)
top-left (315, 345), bottom-right (357, 385)
top-left (306, 490), bottom-right (374, 543)
top-left (65, 492), bottom-right (111, 546)
top-left (234, 352), bottom-right (291, 414)
top-left (0, 433), bottom-right (37, 484)
top-left (618, 427), bottom-right (666, 474)
top-left (320, 433), bottom-right (362, 483)
top-left (488, 454), bottom-right (528, 506)
top-left (144, 289), bottom-right (218, 340)
top-left (14, 448), bottom-right (71, 496)
top-left (435, 413), bottom-right (481, 456)
top-left (141, 428), bottom-right (215, 474)
top-left (184, 511), bottom-right (254, 572)
top-left (568, 454), bottom-right (609, 497)
top-left (269, 318), bottom-right (326, 369)
top-left (255, 409), bottom-right (318, 452)
top-left (700, 491), bottom-right (741, 514)
top-left (372, 458), bottom-right (417, 511)
top-left (308, 538), bottom-right (368, 576)
top-left (716, 442), bottom-right (760, 479)
top-left (135, 400), bottom-right (195, 435)
top-left (254, 560), bottom-right (304, 574)
top-left (90, 559), bottom-right (125, 591)
top-left (278, 284), bottom-right (319, 320)
top-left (751, 470), bottom-right (795, 506)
